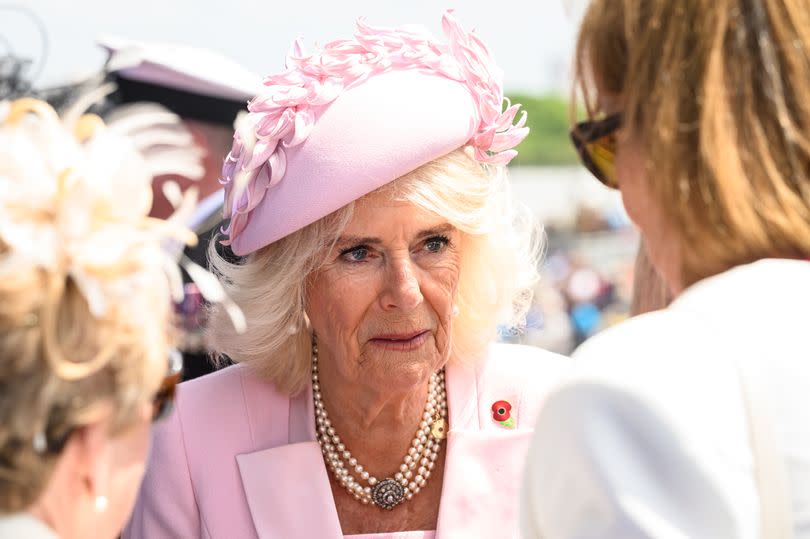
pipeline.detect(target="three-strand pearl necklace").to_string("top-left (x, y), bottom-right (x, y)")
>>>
top-left (311, 341), bottom-right (448, 510)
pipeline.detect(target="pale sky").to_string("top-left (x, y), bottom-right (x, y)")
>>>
top-left (4, 0), bottom-right (585, 94)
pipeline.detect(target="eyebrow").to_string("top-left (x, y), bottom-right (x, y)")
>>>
top-left (335, 224), bottom-right (456, 249)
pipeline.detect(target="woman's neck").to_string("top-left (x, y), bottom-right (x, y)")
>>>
top-left (316, 359), bottom-right (432, 479)
top-left (29, 480), bottom-right (79, 539)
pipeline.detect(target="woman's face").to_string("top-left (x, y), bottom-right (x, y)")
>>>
top-left (64, 399), bottom-right (154, 539)
top-left (97, 402), bottom-right (153, 539)
top-left (613, 122), bottom-right (683, 294)
top-left (89, 356), bottom-right (166, 539)
top-left (306, 190), bottom-right (461, 394)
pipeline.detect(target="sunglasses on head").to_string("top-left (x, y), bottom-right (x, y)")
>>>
top-left (570, 113), bottom-right (622, 189)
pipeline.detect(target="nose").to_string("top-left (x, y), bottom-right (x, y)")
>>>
top-left (379, 256), bottom-right (423, 312)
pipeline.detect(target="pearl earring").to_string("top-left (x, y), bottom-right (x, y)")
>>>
top-left (452, 305), bottom-right (460, 317)
top-left (95, 495), bottom-right (108, 512)
top-left (32, 432), bottom-right (47, 453)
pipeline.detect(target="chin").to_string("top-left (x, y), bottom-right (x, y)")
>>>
top-left (366, 350), bottom-right (442, 391)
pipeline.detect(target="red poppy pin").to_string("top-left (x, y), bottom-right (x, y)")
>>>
top-left (491, 400), bottom-right (515, 429)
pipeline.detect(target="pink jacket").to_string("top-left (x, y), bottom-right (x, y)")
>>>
top-left (123, 343), bottom-right (567, 538)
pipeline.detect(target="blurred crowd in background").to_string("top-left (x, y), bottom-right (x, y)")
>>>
top-left (504, 167), bottom-right (638, 353)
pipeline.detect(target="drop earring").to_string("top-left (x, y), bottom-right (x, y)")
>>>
top-left (95, 495), bottom-right (108, 512)
top-left (32, 431), bottom-right (47, 453)
top-left (452, 305), bottom-right (460, 317)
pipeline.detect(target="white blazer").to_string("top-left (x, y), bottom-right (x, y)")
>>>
top-left (521, 259), bottom-right (810, 539)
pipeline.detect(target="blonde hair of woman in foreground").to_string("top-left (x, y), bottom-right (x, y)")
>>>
top-left (0, 95), bottom-right (235, 538)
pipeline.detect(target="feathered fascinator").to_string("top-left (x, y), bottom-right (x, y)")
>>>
top-left (220, 10), bottom-right (530, 255)
top-left (0, 92), bottom-right (244, 378)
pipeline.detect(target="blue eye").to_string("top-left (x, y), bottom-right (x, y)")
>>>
top-left (340, 246), bottom-right (370, 263)
top-left (424, 235), bottom-right (450, 253)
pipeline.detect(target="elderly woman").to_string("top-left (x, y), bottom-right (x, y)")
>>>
top-left (124, 12), bottom-right (568, 539)
top-left (521, 0), bottom-right (810, 537)
top-left (0, 94), bottom-right (210, 537)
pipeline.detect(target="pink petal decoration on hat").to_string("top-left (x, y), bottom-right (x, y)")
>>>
top-left (219, 9), bottom-right (530, 250)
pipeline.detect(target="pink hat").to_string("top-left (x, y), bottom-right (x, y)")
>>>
top-left (221, 11), bottom-right (528, 256)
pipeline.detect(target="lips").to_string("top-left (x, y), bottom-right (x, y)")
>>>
top-left (368, 330), bottom-right (430, 351)
top-left (372, 330), bottom-right (427, 341)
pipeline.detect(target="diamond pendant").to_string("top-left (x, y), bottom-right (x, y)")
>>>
top-left (371, 478), bottom-right (405, 510)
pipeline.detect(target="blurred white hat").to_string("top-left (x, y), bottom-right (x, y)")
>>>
top-left (97, 36), bottom-right (263, 125)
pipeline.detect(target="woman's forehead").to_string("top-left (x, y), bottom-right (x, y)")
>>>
top-left (341, 198), bottom-right (453, 240)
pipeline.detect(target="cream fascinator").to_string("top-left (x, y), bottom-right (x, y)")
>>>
top-left (0, 90), bottom-right (245, 379)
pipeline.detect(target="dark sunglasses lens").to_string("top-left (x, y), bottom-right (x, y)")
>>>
top-left (571, 115), bottom-right (621, 189)
top-left (152, 391), bottom-right (175, 422)
top-left (584, 135), bottom-right (618, 188)
top-left (152, 374), bottom-right (180, 422)
top-left (152, 392), bottom-right (171, 422)
top-left (152, 349), bottom-right (183, 422)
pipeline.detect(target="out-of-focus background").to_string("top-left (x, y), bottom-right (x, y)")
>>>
top-left (4, 0), bottom-right (637, 354)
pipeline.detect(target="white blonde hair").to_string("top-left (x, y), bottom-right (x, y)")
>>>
top-left (207, 147), bottom-right (542, 394)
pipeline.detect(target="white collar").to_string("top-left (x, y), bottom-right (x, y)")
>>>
top-left (0, 513), bottom-right (59, 538)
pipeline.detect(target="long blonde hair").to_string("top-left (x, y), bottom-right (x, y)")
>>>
top-left (575, 0), bottom-right (810, 287)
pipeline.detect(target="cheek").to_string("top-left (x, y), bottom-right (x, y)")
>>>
top-left (306, 270), bottom-right (375, 343)
top-left (421, 257), bottom-right (462, 352)
top-left (104, 409), bottom-right (153, 534)
top-left (422, 261), bottom-right (461, 315)
top-left (615, 146), bottom-right (652, 230)
top-left (615, 147), bottom-right (679, 289)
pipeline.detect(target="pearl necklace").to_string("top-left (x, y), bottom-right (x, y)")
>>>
top-left (311, 341), bottom-right (448, 510)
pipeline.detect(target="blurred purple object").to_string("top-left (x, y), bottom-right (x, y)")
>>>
top-left (176, 282), bottom-right (205, 332)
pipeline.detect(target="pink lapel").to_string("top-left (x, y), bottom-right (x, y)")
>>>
top-left (237, 441), bottom-right (343, 538)
top-left (237, 382), bottom-right (344, 538)
top-left (235, 346), bottom-right (539, 539)
top-left (435, 359), bottom-right (533, 539)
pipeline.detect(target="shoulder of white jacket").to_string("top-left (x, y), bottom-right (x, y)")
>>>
top-left (572, 308), bottom-right (686, 363)
top-left (540, 376), bottom-right (657, 421)
top-left (566, 307), bottom-right (709, 401)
